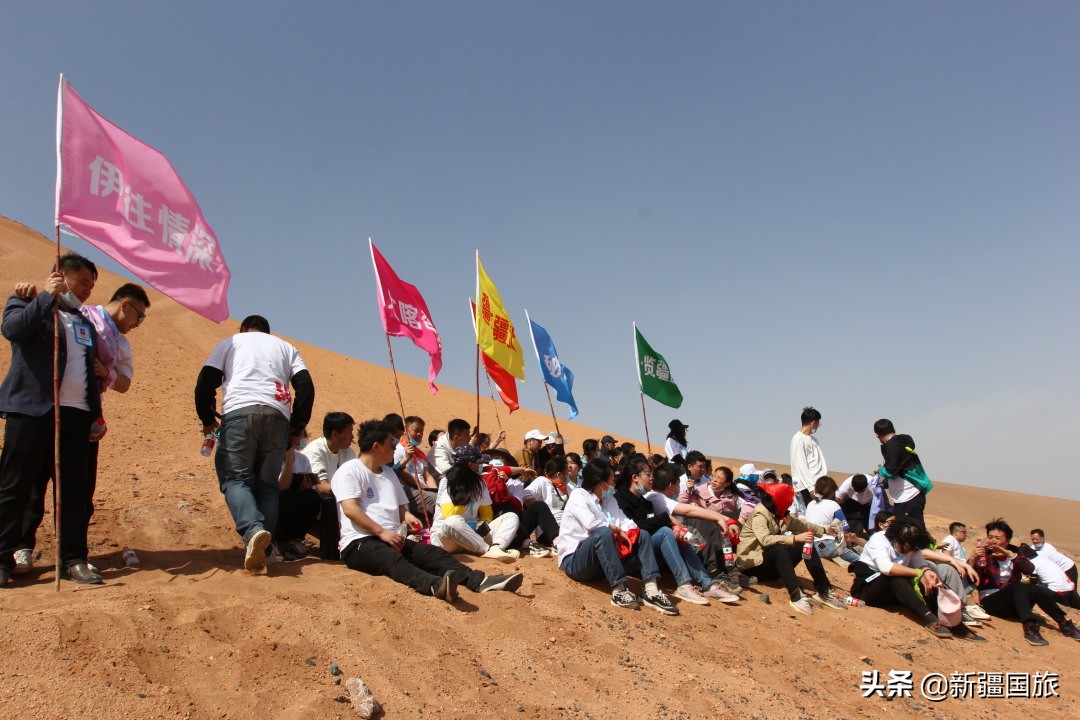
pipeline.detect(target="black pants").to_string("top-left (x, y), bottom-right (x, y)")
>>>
top-left (512, 501), bottom-right (560, 548)
top-left (276, 487), bottom-right (321, 543)
top-left (892, 492), bottom-right (926, 529)
top-left (342, 536), bottom-right (485, 595)
top-left (981, 583), bottom-right (1066, 625)
top-left (745, 543), bottom-right (832, 601)
top-left (0, 408), bottom-right (93, 569)
top-left (682, 516), bottom-right (727, 575)
top-left (859, 574), bottom-right (934, 621)
top-left (840, 498), bottom-right (871, 538)
top-left (318, 493), bottom-right (340, 560)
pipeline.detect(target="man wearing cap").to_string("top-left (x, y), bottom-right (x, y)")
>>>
top-left (517, 429), bottom-right (546, 473)
top-left (789, 407), bottom-right (826, 518)
top-left (664, 420), bottom-right (689, 462)
top-left (600, 435), bottom-right (617, 455)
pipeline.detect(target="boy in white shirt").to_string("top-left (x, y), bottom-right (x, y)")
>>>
top-left (333, 419), bottom-right (522, 602)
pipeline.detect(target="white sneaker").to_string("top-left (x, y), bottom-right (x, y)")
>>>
top-left (674, 584), bottom-right (710, 606)
top-left (481, 545), bottom-right (519, 563)
top-left (13, 548), bottom-right (32, 575)
top-left (244, 529), bottom-right (272, 571)
top-left (528, 544), bottom-right (552, 558)
top-left (789, 595), bottom-right (815, 616)
top-left (965, 603), bottom-right (991, 621)
top-left (703, 583), bottom-right (741, 604)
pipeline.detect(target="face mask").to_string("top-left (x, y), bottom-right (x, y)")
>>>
top-left (1033, 542), bottom-right (1044, 550)
top-left (409, 438), bottom-right (420, 446)
top-left (602, 487), bottom-right (615, 499)
top-left (634, 483), bottom-right (647, 496)
top-left (60, 290), bottom-right (83, 311)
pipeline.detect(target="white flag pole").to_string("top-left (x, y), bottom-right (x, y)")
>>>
top-left (526, 309), bottom-right (560, 436)
top-left (633, 322), bottom-right (652, 456)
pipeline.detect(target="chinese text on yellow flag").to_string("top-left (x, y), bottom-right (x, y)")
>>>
top-left (476, 255), bottom-right (525, 380)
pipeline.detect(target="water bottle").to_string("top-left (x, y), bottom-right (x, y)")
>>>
top-left (90, 418), bottom-right (107, 442)
top-left (722, 536), bottom-right (734, 564)
top-left (975, 538), bottom-right (987, 568)
top-left (802, 541), bottom-right (813, 559)
top-left (845, 596), bottom-right (864, 607)
top-left (200, 432), bottom-right (216, 457)
top-left (122, 548), bottom-right (140, 567)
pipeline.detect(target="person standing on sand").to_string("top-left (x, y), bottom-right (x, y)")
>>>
top-left (194, 314), bottom-right (314, 573)
top-left (789, 406), bottom-right (826, 518)
top-left (0, 253), bottom-right (102, 586)
top-left (873, 419), bottom-right (931, 528)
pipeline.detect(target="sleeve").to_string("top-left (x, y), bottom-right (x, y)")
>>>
top-left (880, 439), bottom-right (906, 477)
top-left (203, 338), bottom-right (230, 371)
top-left (864, 536), bottom-right (897, 574)
top-left (194, 366), bottom-right (224, 427)
top-left (114, 336), bottom-right (134, 381)
top-left (292, 452), bottom-right (313, 474)
top-left (330, 463), bottom-right (360, 504)
top-left (303, 443), bottom-right (330, 483)
top-left (288, 368), bottom-right (314, 433)
top-left (1, 291), bottom-right (55, 343)
top-left (750, 512), bottom-right (791, 549)
top-left (835, 477), bottom-right (853, 501)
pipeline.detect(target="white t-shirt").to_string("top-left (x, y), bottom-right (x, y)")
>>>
top-left (804, 498), bottom-right (845, 528)
top-left (302, 436), bottom-right (356, 484)
top-left (394, 443), bottom-right (428, 480)
top-left (644, 490), bottom-right (678, 517)
top-left (203, 332), bottom-right (307, 419)
top-left (556, 488), bottom-right (608, 564)
top-left (859, 531), bottom-right (925, 575)
top-left (332, 459), bottom-right (407, 551)
top-left (1036, 542), bottom-right (1076, 573)
top-left (664, 438), bottom-right (688, 461)
top-left (283, 450), bottom-right (313, 476)
top-left (789, 431), bottom-right (827, 493)
top-left (58, 310), bottom-right (90, 411)
top-left (836, 475), bottom-right (873, 505)
top-left (884, 475), bottom-right (920, 504)
top-left (937, 535), bottom-right (967, 562)
top-left (1031, 554), bottom-right (1075, 594)
top-left (525, 476), bottom-right (571, 523)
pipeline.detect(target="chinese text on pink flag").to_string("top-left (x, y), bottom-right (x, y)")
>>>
top-left (55, 77), bottom-right (231, 322)
top-left (370, 240), bottom-right (443, 393)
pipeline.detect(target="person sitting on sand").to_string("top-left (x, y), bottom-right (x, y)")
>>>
top-left (1030, 529), bottom-right (1078, 588)
top-left (556, 459), bottom-right (678, 615)
top-left (734, 482), bottom-right (847, 616)
top-left (333, 419), bottom-right (522, 602)
top-left (1017, 544), bottom-right (1080, 609)
top-left (803, 477), bottom-right (861, 565)
top-left (394, 415), bottom-right (438, 525)
top-left (936, 522), bottom-right (991, 623)
top-left (972, 519), bottom-right (1079, 646)
top-left (852, 517), bottom-right (985, 641)
top-left (614, 459), bottom-right (741, 606)
top-left (429, 444), bottom-right (521, 563)
top-left (835, 474), bottom-right (873, 538)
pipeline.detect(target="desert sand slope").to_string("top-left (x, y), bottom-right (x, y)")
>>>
top-left (0, 215), bottom-right (1077, 720)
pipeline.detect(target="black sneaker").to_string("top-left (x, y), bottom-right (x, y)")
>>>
top-left (951, 624), bottom-right (987, 642)
top-left (478, 572), bottom-right (524, 593)
top-left (1024, 623), bottom-right (1049, 647)
top-left (431, 570), bottom-right (459, 603)
top-left (1059, 619), bottom-right (1080, 639)
top-left (610, 586), bottom-right (640, 610)
top-left (641, 591), bottom-right (679, 616)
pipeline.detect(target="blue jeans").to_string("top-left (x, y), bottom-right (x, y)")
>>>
top-left (215, 405), bottom-right (290, 544)
top-left (561, 527), bottom-right (660, 588)
top-left (652, 526), bottom-right (713, 588)
top-left (814, 536), bottom-right (861, 564)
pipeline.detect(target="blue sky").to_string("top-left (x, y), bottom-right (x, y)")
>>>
top-left (3, 3), bottom-right (1078, 499)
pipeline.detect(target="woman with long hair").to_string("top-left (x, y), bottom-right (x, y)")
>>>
top-left (429, 444), bottom-right (520, 563)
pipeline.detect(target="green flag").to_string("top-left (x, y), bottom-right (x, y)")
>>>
top-left (634, 323), bottom-right (683, 409)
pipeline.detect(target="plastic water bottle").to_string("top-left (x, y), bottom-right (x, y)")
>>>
top-left (200, 432), bottom-right (216, 457)
top-left (975, 538), bottom-right (987, 568)
top-left (802, 541), bottom-right (813, 559)
top-left (845, 596), bottom-right (864, 607)
top-left (722, 536), bottom-right (734, 564)
top-left (122, 548), bottom-right (140, 567)
top-left (90, 418), bottom-right (107, 441)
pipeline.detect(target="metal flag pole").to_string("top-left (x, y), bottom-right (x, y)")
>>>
top-left (52, 226), bottom-right (63, 591)
top-left (639, 392), bottom-right (652, 457)
top-left (485, 372), bottom-right (504, 437)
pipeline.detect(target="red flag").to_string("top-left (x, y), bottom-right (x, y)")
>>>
top-left (370, 240), bottom-right (443, 393)
top-left (471, 300), bottom-right (518, 412)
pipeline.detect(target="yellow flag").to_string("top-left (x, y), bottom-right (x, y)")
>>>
top-left (475, 254), bottom-right (525, 380)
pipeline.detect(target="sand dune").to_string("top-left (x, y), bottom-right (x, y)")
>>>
top-left (1, 214), bottom-right (1078, 720)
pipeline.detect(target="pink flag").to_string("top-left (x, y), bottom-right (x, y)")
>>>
top-left (55, 76), bottom-right (231, 322)
top-left (369, 240), bottom-right (443, 393)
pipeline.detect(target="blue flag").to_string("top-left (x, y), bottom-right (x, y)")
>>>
top-left (526, 312), bottom-right (579, 419)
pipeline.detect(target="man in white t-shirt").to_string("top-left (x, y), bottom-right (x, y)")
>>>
top-left (789, 406), bottom-right (826, 518)
top-left (195, 315), bottom-right (315, 573)
top-left (836, 474), bottom-right (873, 538)
top-left (431, 418), bottom-right (471, 477)
top-left (334, 419), bottom-right (523, 601)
